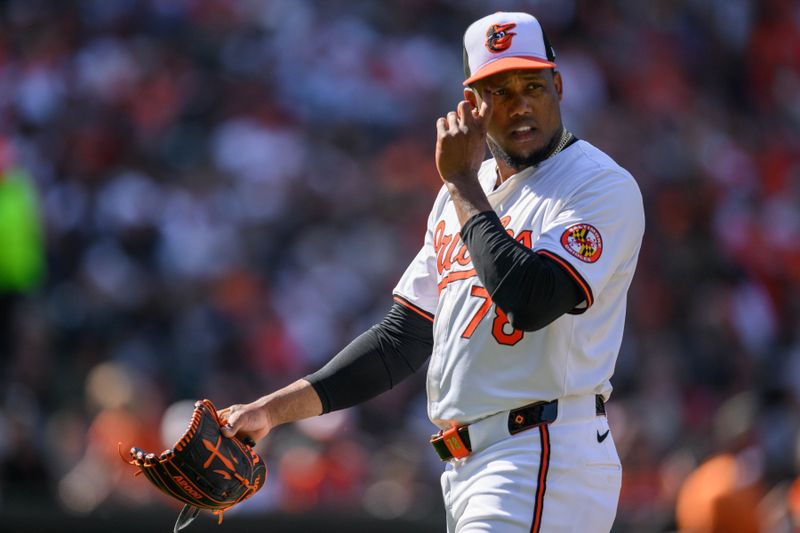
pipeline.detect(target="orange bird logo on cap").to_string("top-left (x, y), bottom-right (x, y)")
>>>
top-left (485, 23), bottom-right (516, 53)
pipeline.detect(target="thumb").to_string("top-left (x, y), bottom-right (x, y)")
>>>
top-left (220, 412), bottom-right (241, 438)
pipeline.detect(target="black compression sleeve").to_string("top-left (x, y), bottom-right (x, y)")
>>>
top-left (460, 211), bottom-right (584, 331)
top-left (304, 302), bottom-right (433, 414)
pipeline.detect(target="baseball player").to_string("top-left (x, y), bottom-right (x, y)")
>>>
top-left (220, 11), bottom-right (644, 532)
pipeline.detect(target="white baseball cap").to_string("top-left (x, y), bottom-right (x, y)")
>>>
top-left (462, 12), bottom-right (556, 86)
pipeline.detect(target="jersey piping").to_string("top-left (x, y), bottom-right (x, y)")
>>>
top-left (393, 295), bottom-right (435, 322)
top-left (534, 249), bottom-right (594, 311)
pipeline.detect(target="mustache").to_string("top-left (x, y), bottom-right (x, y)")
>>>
top-left (507, 120), bottom-right (537, 131)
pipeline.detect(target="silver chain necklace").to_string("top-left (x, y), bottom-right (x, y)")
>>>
top-left (548, 128), bottom-right (573, 159)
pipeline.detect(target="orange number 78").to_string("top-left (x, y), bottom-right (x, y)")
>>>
top-left (461, 285), bottom-right (524, 346)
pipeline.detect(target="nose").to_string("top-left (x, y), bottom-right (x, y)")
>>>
top-left (508, 93), bottom-right (533, 117)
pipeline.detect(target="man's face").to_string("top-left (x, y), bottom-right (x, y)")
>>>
top-left (469, 69), bottom-right (563, 170)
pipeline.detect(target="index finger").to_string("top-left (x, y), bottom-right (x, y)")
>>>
top-left (477, 88), bottom-right (493, 119)
top-left (457, 100), bottom-right (472, 126)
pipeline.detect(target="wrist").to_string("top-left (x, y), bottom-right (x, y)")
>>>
top-left (442, 171), bottom-right (479, 188)
top-left (445, 179), bottom-right (491, 205)
top-left (252, 395), bottom-right (276, 428)
top-left (446, 182), bottom-right (493, 227)
top-left (253, 379), bottom-right (322, 430)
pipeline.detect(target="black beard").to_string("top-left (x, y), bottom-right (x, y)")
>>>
top-left (487, 128), bottom-right (564, 172)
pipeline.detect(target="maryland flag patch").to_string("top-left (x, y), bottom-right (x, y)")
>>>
top-left (561, 224), bottom-right (603, 263)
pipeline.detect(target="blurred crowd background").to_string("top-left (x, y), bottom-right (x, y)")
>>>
top-left (1, 0), bottom-right (799, 531)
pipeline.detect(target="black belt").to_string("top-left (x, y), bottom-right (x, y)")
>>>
top-left (430, 395), bottom-right (606, 461)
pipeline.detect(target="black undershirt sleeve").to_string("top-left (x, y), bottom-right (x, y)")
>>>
top-left (460, 210), bottom-right (584, 331)
top-left (305, 302), bottom-right (433, 414)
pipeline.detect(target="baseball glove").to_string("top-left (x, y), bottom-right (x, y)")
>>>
top-left (125, 399), bottom-right (267, 532)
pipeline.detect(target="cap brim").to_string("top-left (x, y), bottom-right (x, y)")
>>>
top-left (463, 56), bottom-right (557, 86)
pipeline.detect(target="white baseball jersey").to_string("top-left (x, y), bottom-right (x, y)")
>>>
top-left (393, 139), bottom-right (644, 427)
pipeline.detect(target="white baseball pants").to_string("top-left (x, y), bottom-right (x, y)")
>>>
top-left (440, 396), bottom-right (621, 532)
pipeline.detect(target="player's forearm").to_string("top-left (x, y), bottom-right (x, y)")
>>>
top-left (445, 179), bottom-right (493, 227)
top-left (220, 378), bottom-right (324, 443)
top-left (257, 379), bottom-right (323, 427)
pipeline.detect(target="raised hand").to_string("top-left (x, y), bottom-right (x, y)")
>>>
top-left (435, 92), bottom-right (492, 185)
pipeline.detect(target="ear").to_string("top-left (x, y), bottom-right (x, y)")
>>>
top-left (552, 70), bottom-right (563, 101)
top-left (464, 87), bottom-right (479, 109)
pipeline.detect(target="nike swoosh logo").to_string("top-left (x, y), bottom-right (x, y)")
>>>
top-left (596, 430), bottom-right (610, 443)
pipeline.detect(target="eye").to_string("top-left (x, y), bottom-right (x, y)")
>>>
top-left (527, 83), bottom-right (544, 91)
top-left (492, 88), bottom-right (507, 96)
